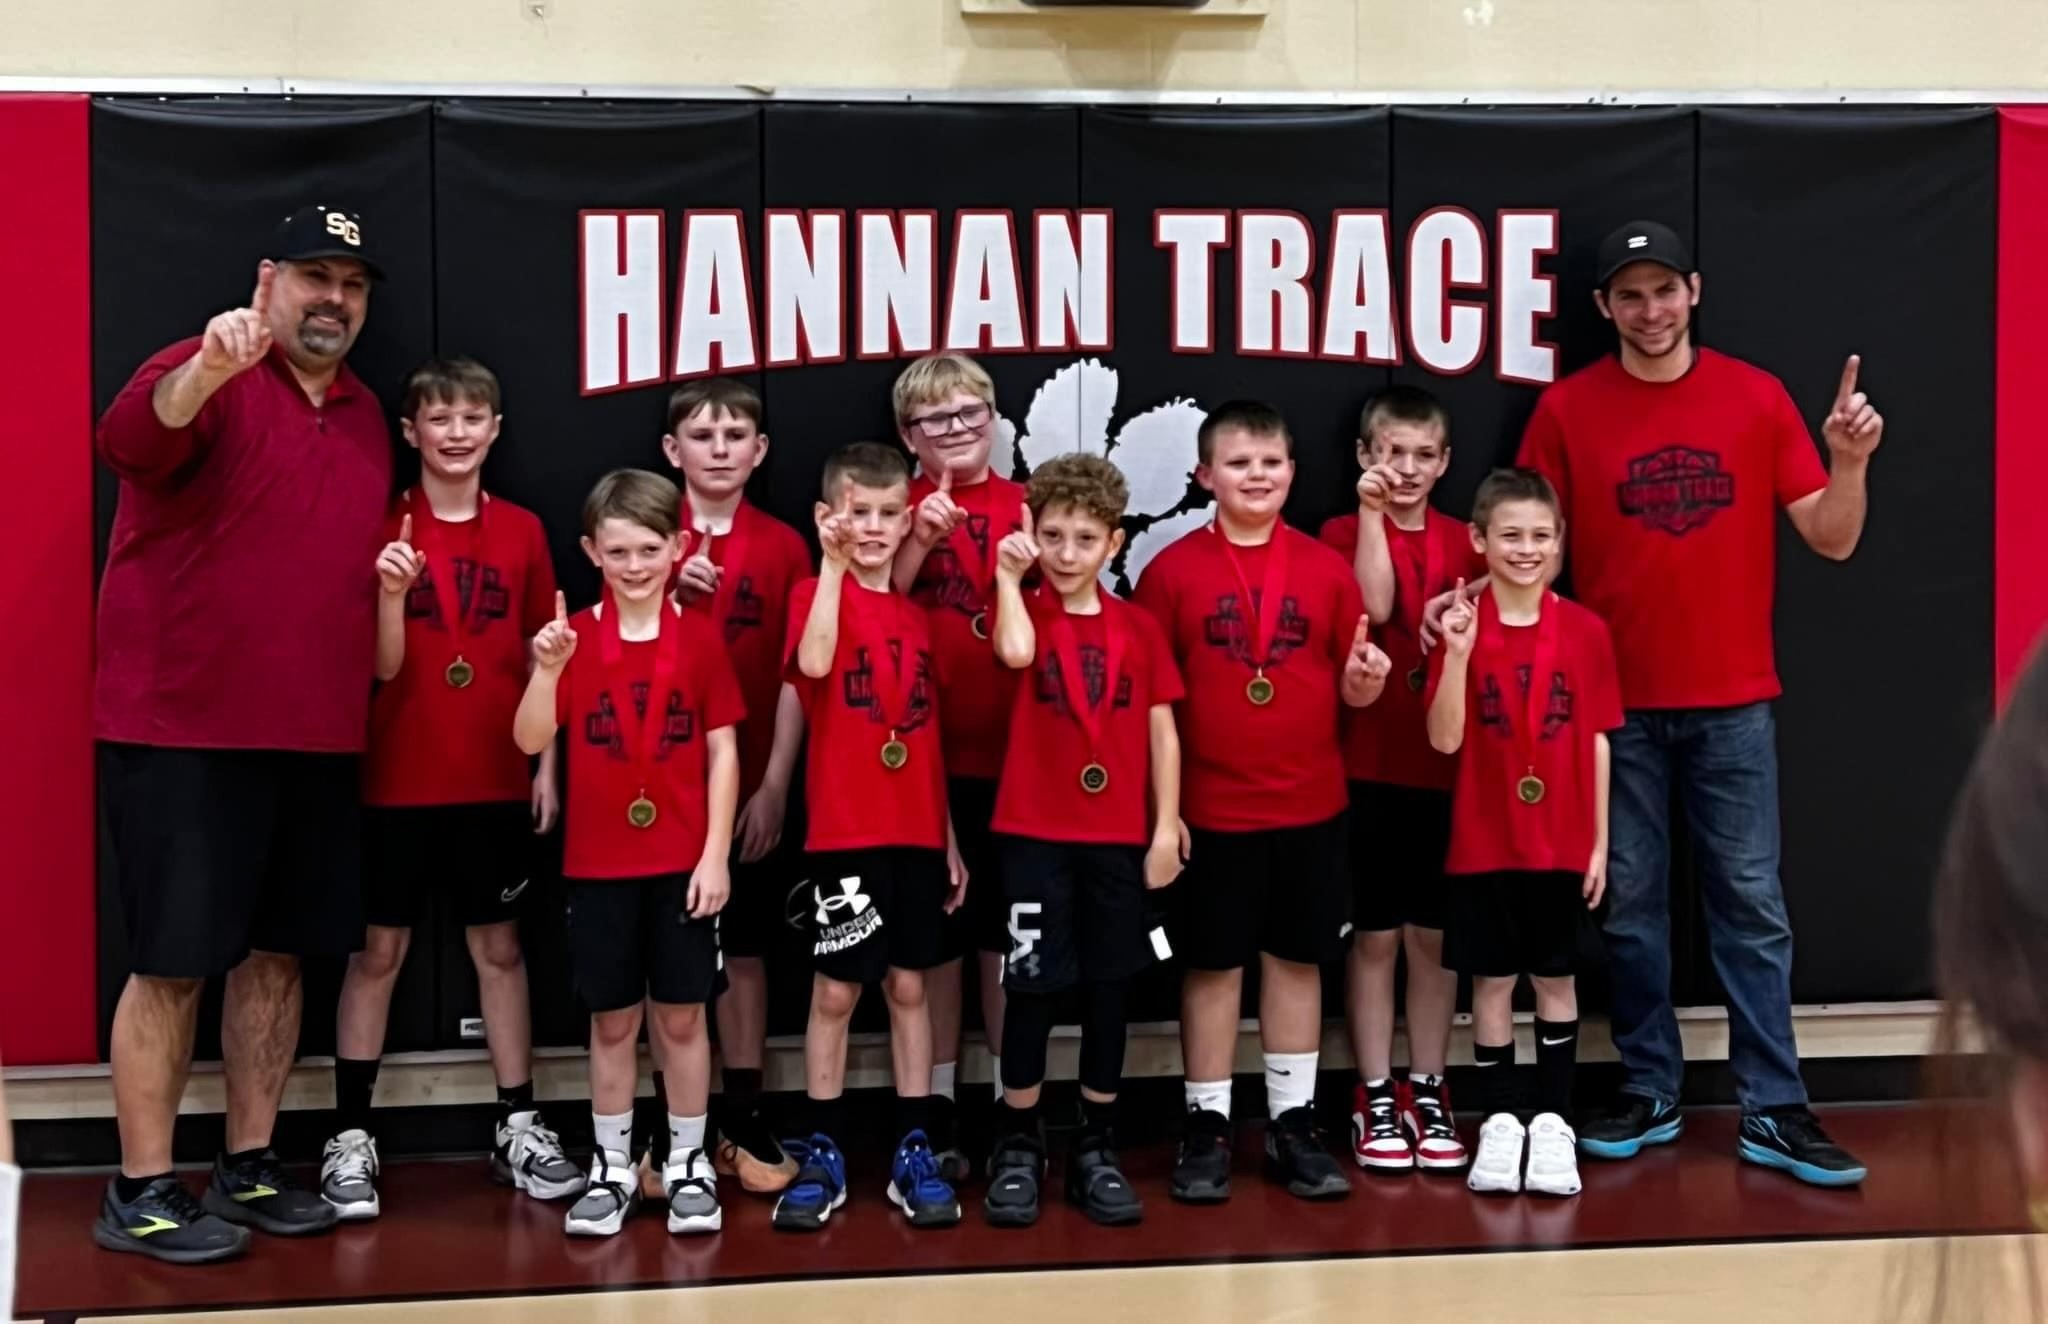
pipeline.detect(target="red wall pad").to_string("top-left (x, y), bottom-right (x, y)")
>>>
top-left (0, 94), bottom-right (97, 1065)
top-left (1999, 109), bottom-right (2048, 702)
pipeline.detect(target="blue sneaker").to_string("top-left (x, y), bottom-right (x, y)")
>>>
top-left (1738, 1107), bottom-right (1868, 1188)
top-left (1578, 1096), bottom-right (1684, 1160)
top-left (771, 1135), bottom-right (848, 1232)
top-left (887, 1129), bottom-right (962, 1227)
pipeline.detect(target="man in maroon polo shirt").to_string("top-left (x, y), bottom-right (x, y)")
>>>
top-left (91, 206), bottom-right (393, 1264)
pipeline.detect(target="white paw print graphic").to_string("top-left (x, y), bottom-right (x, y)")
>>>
top-left (993, 358), bottom-right (1212, 594)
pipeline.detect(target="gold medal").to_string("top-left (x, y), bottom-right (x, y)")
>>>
top-left (1517, 774), bottom-right (1546, 806)
top-left (1246, 672), bottom-right (1275, 706)
top-left (970, 610), bottom-right (990, 641)
top-left (445, 657), bottom-right (475, 689)
top-left (627, 795), bottom-right (659, 828)
top-left (1406, 666), bottom-right (1425, 693)
top-left (881, 736), bottom-right (910, 771)
top-left (1080, 762), bottom-right (1109, 794)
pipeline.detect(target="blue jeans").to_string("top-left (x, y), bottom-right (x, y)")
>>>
top-left (1603, 702), bottom-right (1808, 1113)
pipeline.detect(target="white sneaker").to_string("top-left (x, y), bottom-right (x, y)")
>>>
top-left (1524, 1113), bottom-right (1583, 1197)
top-left (320, 1129), bottom-right (381, 1220)
top-left (564, 1149), bottom-right (640, 1236)
top-left (494, 1111), bottom-right (587, 1201)
top-left (664, 1148), bottom-right (723, 1235)
top-left (1467, 1113), bottom-right (1526, 1195)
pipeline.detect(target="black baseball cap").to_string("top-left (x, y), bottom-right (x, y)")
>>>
top-left (1595, 220), bottom-right (1693, 288)
top-left (270, 204), bottom-right (384, 279)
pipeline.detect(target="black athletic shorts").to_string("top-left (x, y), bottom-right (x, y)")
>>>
top-left (99, 742), bottom-right (364, 979)
top-left (723, 775), bottom-right (809, 959)
top-left (995, 835), bottom-right (1161, 994)
top-left (805, 847), bottom-right (951, 984)
top-left (564, 873), bottom-right (726, 1012)
top-left (1174, 814), bottom-right (1351, 970)
top-left (1348, 781), bottom-right (1452, 934)
top-left (939, 777), bottom-right (1006, 958)
top-left (1444, 870), bottom-right (1584, 979)
top-left (362, 801), bottom-right (536, 929)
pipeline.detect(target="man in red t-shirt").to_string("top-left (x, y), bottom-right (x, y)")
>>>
top-left (322, 357), bottom-right (577, 1224)
top-left (91, 207), bottom-right (390, 1264)
top-left (1513, 220), bottom-right (1881, 1188)
top-left (1134, 401), bottom-right (1392, 1205)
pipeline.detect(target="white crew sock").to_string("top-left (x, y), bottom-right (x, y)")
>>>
top-left (591, 1109), bottom-right (634, 1163)
top-left (991, 1056), bottom-right (1004, 1102)
top-left (931, 1060), bottom-right (957, 1103)
top-left (1265, 1052), bottom-right (1318, 1118)
top-left (668, 1112), bottom-right (707, 1158)
top-left (1185, 1079), bottom-right (1233, 1118)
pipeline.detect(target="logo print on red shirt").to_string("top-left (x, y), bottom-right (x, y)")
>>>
top-left (584, 685), bottom-right (695, 760)
top-left (723, 575), bottom-right (764, 644)
top-left (406, 559), bottom-right (511, 630)
top-left (913, 516), bottom-right (991, 620)
top-left (1477, 667), bottom-right (1575, 741)
top-left (841, 643), bottom-right (936, 733)
top-left (1202, 591), bottom-right (1309, 667)
top-left (1036, 645), bottom-right (1134, 715)
top-left (1616, 446), bottom-right (1736, 535)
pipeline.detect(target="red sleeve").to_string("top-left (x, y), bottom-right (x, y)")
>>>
top-left (696, 619), bottom-right (749, 732)
top-left (95, 338), bottom-right (219, 486)
top-left (521, 515), bottom-right (559, 637)
top-left (782, 577), bottom-right (821, 690)
top-left (1328, 557), bottom-right (1367, 665)
top-left (1583, 615), bottom-right (1626, 734)
top-left (1768, 378), bottom-right (1830, 506)
top-left (1130, 552), bottom-right (1175, 641)
top-left (1317, 514), bottom-right (1355, 555)
top-left (1516, 391), bottom-right (1570, 513)
top-left (1140, 608), bottom-right (1185, 706)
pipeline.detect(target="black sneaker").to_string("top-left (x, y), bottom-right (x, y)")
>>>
top-left (1738, 1106), bottom-right (1868, 1188)
top-left (931, 1094), bottom-right (971, 1185)
top-left (1066, 1129), bottom-right (1143, 1226)
top-left (1264, 1106), bottom-right (1351, 1200)
top-left (1577, 1095), bottom-right (1684, 1160)
top-left (1169, 1107), bottom-right (1233, 1204)
top-left (982, 1129), bottom-right (1044, 1228)
top-left (93, 1176), bottom-right (250, 1265)
top-left (201, 1151), bottom-right (339, 1237)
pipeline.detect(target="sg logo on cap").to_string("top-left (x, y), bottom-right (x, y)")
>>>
top-left (325, 212), bottom-right (363, 247)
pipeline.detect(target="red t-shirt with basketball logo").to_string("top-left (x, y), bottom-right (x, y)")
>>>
top-left (785, 576), bottom-right (947, 852)
top-left (992, 592), bottom-right (1185, 846)
top-left (906, 472), bottom-right (1027, 780)
top-left (1428, 593), bottom-right (1624, 876)
top-left (1320, 508), bottom-right (1485, 791)
top-left (364, 494), bottom-right (557, 807)
top-left (1516, 349), bottom-right (1828, 711)
top-left (1133, 522), bottom-right (1364, 832)
top-left (553, 603), bottom-right (747, 880)
top-left (675, 500), bottom-right (812, 798)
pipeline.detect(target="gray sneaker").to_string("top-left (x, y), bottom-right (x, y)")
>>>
top-left (320, 1129), bottom-right (381, 1220)
top-left (563, 1149), bottom-right (639, 1237)
top-left (492, 1111), bottom-right (585, 1201)
top-left (664, 1148), bottom-right (723, 1235)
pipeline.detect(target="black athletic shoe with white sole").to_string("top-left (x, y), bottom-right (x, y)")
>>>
top-left (93, 1177), bottom-right (250, 1264)
top-left (1169, 1107), bottom-right (1233, 1204)
top-left (982, 1130), bottom-right (1044, 1228)
top-left (1264, 1107), bottom-right (1351, 1200)
top-left (202, 1151), bottom-right (339, 1236)
top-left (1066, 1130), bottom-right (1143, 1226)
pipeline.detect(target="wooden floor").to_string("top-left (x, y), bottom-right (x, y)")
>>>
top-left (13, 1103), bottom-right (2027, 1321)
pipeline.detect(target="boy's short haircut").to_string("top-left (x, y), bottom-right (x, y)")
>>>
top-left (1026, 453), bottom-right (1129, 529)
top-left (821, 442), bottom-right (911, 503)
top-left (583, 468), bottom-right (683, 539)
top-left (1471, 467), bottom-right (1562, 532)
top-left (1359, 385), bottom-right (1450, 446)
top-left (1197, 398), bottom-right (1293, 466)
top-left (891, 353), bottom-right (995, 424)
top-left (667, 378), bottom-right (764, 434)
top-left (402, 355), bottom-right (501, 419)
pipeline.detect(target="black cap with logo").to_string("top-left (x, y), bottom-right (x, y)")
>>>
top-left (1595, 220), bottom-right (1693, 288)
top-left (269, 204), bottom-right (384, 280)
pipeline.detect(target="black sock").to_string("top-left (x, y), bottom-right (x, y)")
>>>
top-left (896, 1094), bottom-right (935, 1142)
top-left (115, 1172), bottom-right (172, 1204)
top-left (809, 1093), bottom-right (848, 1144)
top-left (1534, 1018), bottom-right (1579, 1122)
top-left (1473, 1040), bottom-right (1516, 1120)
top-left (225, 1146), bottom-right (268, 1167)
top-left (1000, 1098), bottom-right (1043, 1145)
top-left (724, 1066), bottom-right (764, 1109)
top-left (1079, 1096), bottom-right (1117, 1140)
top-left (334, 1056), bottom-right (380, 1136)
top-left (496, 1079), bottom-right (535, 1124)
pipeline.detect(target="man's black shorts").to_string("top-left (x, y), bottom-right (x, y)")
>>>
top-left (995, 835), bottom-right (1159, 994)
top-left (99, 742), bottom-right (364, 979)
top-left (1348, 781), bottom-right (1452, 934)
top-left (939, 777), bottom-right (1005, 958)
top-left (564, 873), bottom-right (726, 1012)
top-left (1444, 870), bottom-right (1585, 979)
top-left (805, 847), bottom-right (950, 985)
top-left (362, 801), bottom-right (536, 929)
top-left (1174, 814), bottom-right (1351, 971)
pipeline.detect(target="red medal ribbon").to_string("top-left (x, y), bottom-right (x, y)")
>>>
top-left (1046, 599), bottom-right (1127, 765)
top-left (688, 501), bottom-right (750, 633)
top-left (408, 489), bottom-right (489, 664)
top-left (596, 588), bottom-right (682, 813)
top-left (945, 478), bottom-right (1001, 614)
top-left (854, 587), bottom-right (922, 737)
top-left (1214, 523), bottom-right (1290, 677)
top-left (1388, 511), bottom-right (1444, 643)
top-left (1479, 590), bottom-right (1561, 796)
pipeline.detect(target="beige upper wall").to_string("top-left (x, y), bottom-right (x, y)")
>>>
top-left (8, 0), bottom-right (2048, 92)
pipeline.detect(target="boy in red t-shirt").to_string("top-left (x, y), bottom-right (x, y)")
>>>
top-left (656, 378), bottom-right (812, 1196)
top-left (1318, 386), bottom-right (1484, 1177)
top-left (515, 469), bottom-right (744, 1238)
top-left (1426, 468), bottom-right (1622, 1201)
top-left (324, 358), bottom-right (580, 1222)
top-left (889, 352), bottom-right (1023, 1176)
top-left (982, 454), bottom-right (1186, 1229)
top-left (774, 443), bottom-right (967, 1233)
top-left (1133, 400), bottom-right (1393, 1204)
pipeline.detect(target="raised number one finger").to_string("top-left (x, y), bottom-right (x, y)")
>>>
top-left (555, 590), bottom-right (568, 624)
top-left (1835, 354), bottom-right (1861, 408)
top-left (251, 262), bottom-right (275, 316)
top-left (399, 512), bottom-right (413, 545)
top-left (1019, 502), bottom-right (1035, 539)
